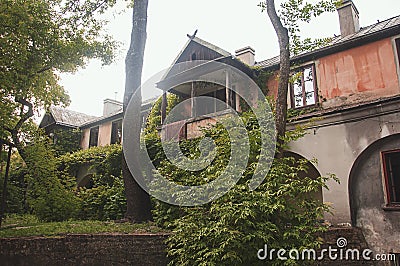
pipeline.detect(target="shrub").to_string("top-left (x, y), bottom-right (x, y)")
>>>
top-left (148, 111), bottom-right (336, 265)
top-left (24, 136), bottom-right (79, 222)
top-left (58, 144), bottom-right (126, 220)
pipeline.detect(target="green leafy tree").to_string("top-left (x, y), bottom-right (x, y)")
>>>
top-left (24, 134), bottom-right (79, 222)
top-left (0, 0), bottom-right (117, 160)
top-left (51, 128), bottom-right (82, 156)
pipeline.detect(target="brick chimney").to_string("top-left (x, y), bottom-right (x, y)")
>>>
top-left (235, 46), bottom-right (255, 66)
top-left (337, 0), bottom-right (360, 37)
top-left (103, 98), bottom-right (122, 116)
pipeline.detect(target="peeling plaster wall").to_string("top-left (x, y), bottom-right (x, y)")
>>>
top-left (317, 38), bottom-right (399, 108)
top-left (80, 128), bottom-right (90, 150)
top-left (266, 38), bottom-right (400, 110)
top-left (349, 134), bottom-right (400, 256)
top-left (98, 121), bottom-right (112, 147)
top-left (288, 101), bottom-right (400, 225)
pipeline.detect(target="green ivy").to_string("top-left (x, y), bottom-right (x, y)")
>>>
top-left (24, 136), bottom-right (79, 222)
top-left (145, 111), bottom-right (336, 265)
top-left (57, 144), bottom-right (126, 220)
top-left (51, 128), bottom-right (82, 156)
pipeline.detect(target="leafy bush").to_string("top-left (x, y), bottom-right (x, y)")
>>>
top-left (147, 111), bottom-right (336, 265)
top-left (3, 135), bottom-right (125, 221)
top-left (50, 128), bottom-right (82, 156)
top-left (24, 136), bottom-right (79, 222)
top-left (0, 154), bottom-right (27, 214)
top-left (77, 179), bottom-right (126, 220)
top-left (58, 144), bottom-right (126, 220)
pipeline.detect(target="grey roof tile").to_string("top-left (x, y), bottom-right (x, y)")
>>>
top-left (255, 14), bottom-right (400, 69)
top-left (50, 106), bottom-right (98, 127)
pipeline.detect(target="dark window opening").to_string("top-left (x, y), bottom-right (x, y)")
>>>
top-left (382, 150), bottom-right (400, 206)
top-left (191, 53), bottom-right (197, 61)
top-left (111, 120), bottom-right (122, 144)
top-left (89, 126), bottom-right (99, 147)
top-left (396, 38), bottom-right (400, 68)
top-left (391, 253), bottom-right (400, 266)
top-left (196, 88), bottom-right (237, 116)
top-left (290, 65), bottom-right (317, 108)
top-left (229, 86), bottom-right (237, 110)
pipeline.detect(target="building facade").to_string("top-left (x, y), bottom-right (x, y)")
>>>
top-left (40, 0), bottom-right (400, 258)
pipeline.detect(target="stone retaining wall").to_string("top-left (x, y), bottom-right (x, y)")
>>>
top-left (0, 228), bottom-right (378, 265)
top-left (0, 234), bottom-right (169, 266)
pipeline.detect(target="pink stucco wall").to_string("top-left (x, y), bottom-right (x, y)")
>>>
top-left (317, 38), bottom-right (399, 107)
top-left (266, 38), bottom-right (400, 108)
top-left (80, 128), bottom-right (90, 150)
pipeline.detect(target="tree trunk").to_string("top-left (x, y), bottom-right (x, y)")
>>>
top-left (266, 0), bottom-right (290, 157)
top-left (122, 0), bottom-right (152, 222)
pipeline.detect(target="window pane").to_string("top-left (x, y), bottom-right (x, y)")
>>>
top-left (306, 92), bottom-right (316, 105)
top-left (293, 72), bottom-right (303, 107)
top-left (111, 120), bottom-right (122, 144)
top-left (89, 127), bottom-right (99, 147)
top-left (383, 151), bottom-right (400, 204)
top-left (303, 67), bottom-right (315, 106)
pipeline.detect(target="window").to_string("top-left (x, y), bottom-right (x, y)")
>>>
top-left (396, 38), bottom-right (400, 63)
top-left (391, 253), bottom-right (400, 266)
top-left (290, 65), bottom-right (317, 108)
top-left (89, 126), bottom-right (99, 147)
top-left (197, 88), bottom-right (236, 116)
top-left (382, 150), bottom-right (400, 206)
top-left (111, 120), bottom-right (122, 144)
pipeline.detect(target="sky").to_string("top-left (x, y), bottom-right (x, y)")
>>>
top-left (59, 0), bottom-right (400, 117)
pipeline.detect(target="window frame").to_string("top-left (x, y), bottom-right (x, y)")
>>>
top-left (391, 253), bottom-right (400, 266)
top-left (88, 126), bottom-right (99, 148)
top-left (289, 64), bottom-right (318, 109)
top-left (381, 149), bottom-right (400, 209)
top-left (394, 37), bottom-right (400, 83)
top-left (110, 119), bottom-right (122, 145)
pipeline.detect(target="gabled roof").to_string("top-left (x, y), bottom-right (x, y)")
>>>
top-left (158, 36), bottom-right (255, 92)
top-left (40, 106), bottom-right (98, 128)
top-left (159, 36), bottom-right (233, 86)
top-left (80, 97), bottom-right (158, 129)
top-left (169, 36), bottom-right (231, 68)
top-left (255, 15), bottom-right (400, 69)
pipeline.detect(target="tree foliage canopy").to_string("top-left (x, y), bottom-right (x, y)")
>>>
top-left (0, 0), bottom-right (117, 155)
top-left (259, 0), bottom-right (340, 55)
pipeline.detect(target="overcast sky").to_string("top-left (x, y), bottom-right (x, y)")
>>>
top-left (59, 0), bottom-right (400, 117)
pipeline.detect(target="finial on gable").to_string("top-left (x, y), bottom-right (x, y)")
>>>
top-left (187, 29), bottom-right (198, 39)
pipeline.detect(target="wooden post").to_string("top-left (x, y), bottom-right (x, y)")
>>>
top-left (191, 82), bottom-right (196, 117)
top-left (225, 69), bottom-right (230, 108)
top-left (161, 92), bottom-right (167, 124)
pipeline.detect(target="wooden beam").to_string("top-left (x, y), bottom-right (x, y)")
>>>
top-left (191, 82), bottom-right (197, 117)
top-left (225, 69), bottom-right (230, 108)
top-left (161, 92), bottom-right (167, 124)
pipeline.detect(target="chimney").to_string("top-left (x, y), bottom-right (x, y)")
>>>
top-left (337, 0), bottom-right (360, 37)
top-left (103, 98), bottom-right (122, 116)
top-left (235, 46), bottom-right (255, 66)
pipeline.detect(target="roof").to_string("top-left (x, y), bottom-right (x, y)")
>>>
top-left (80, 97), bottom-right (158, 128)
top-left (159, 36), bottom-right (233, 85)
top-left (255, 15), bottom-right (400, 69)
top-left (43, 106), bottom-right (98, 128)
top-left (158, 36), bottom-right (255, 91)
top-left (170, 36), bottom-right (231, 68)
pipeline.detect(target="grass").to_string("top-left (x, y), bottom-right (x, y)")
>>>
top-left (0, 214), bottom-right (168, 238)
